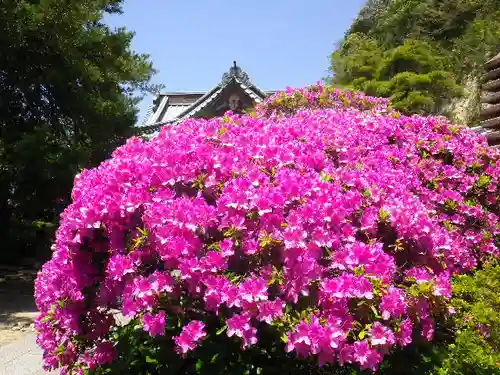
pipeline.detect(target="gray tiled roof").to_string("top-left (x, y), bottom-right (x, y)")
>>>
top-left (137, 63), bottom-right (274, 136)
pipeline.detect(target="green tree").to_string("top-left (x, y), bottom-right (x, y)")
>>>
top-left (328, 0), bottom-right (500, 121)
top-left (329, 33), bottom-right (382, 88)
top-left (331, 36), bottom-right (462, 115)
top-left (0, 0), bottom-right (159, 263)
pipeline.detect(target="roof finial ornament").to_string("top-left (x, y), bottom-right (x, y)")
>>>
top-left (222, 61), bottom-right (251, 86)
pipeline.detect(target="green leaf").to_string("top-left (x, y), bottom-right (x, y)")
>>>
top-left (56, 345), bottom-right (65, 355)
top-left (145, 355), bottom-right (158, 364)
top-left (379, 208), bottom-right (390, 222)
top-left (370, 305), bottom-right (381, 318)
top-left (320, 171), bottom-right (333, 182)
top-left (31, 221), bottom-right (56, 229)
top-left (195, 359), bottom-right (204, 372)
top-left (216, 325), bottom-right (227, 335)
top-left (476, 175), bottom-right (491, 189)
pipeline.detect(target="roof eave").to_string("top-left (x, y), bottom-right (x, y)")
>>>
top-left (173, 84), bottom-right (225, 124)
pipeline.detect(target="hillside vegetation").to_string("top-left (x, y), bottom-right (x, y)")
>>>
top-left (328, 0), bottom-right (500, 123)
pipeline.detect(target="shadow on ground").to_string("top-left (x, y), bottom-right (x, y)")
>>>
top-left (0, 268), bottom-right (39, 345)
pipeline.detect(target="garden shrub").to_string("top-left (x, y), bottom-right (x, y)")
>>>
top-left (34, 84), bottom-right (499, 374)
top-left (342, 261), bottom-right (500, 375)
top-left (430, 261), bottom-right (500, 375)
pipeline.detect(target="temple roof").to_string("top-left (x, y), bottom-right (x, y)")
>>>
top-left (139, 62), bottom-right (274, 135)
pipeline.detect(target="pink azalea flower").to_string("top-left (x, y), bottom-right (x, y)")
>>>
top-left (433, 272), bottom-right (452, 298)
top-left (422, 317), bottom-right (435, 341)
top-left (92, 341), bottom-right (116, 368)
top-left (239, 277), bottom-right (268, 303)
top-left (227, 313), bottom-right (252, 338)
top-left (227, 313), bottom-right (258, 348)
top-left (257, 298), bottom-right (285, 324)
top-left (379, 287), bottom-right (407, 320)
top-left (338, 344), bottom-right (354, 366)
top-left (220, 239), bottom-right (235, 257)
top-left (200, 251), bottom-right (227, 272)
top-left (397, 318), bottom-right (413, 346)
top-left (369, 322), bottom-right (396, 346)
top-left (106, 254), bottom-right (135, 281)
top-left (406, 267), bottom-right (432, 284)
top-left (141, 311), bottom-right (166, 337)
top-left (174, 320), bottom-right (207, 354)
top-left (352, 340), bottom-right (382, 371)
top-left (242, 238), bottom-right (259, 255)
top-left (321, 274), bottom-right (374, 300)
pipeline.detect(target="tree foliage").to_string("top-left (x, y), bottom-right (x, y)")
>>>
top-left (329, 0), bottom-right (500, 120)
top-left (332, 36), bottom-right (462, 115)
top-left (0, 0), bottom-right (158, 263)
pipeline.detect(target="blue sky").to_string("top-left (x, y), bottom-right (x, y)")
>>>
top-left (105, 0), bottom-right (366, 122)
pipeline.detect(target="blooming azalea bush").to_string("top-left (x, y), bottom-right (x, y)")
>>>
top-left (34, 84), bottom-right (500, 375)
top-left (256, 85), bottom-right (390, 118)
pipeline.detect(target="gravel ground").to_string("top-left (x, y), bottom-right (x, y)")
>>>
top-left (0, 333), bottom-right (56, 375)
top-left (0, 267), bottom-right (39, 347)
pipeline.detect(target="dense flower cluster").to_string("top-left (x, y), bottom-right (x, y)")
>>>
top-left (34, 84), bottom-right (499, 374)
top-left (256, 84), bottom-right (390, 117)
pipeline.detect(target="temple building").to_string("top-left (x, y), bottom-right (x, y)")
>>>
top-left (477, 52), bottom-right (500, 147)
top-left (139, 62), bottom-right (275, 135)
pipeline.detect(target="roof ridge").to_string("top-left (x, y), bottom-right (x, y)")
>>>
top-left (160, 91), bottom-right (207, 95)
top-left (140, 62), bottom-right (277, 131)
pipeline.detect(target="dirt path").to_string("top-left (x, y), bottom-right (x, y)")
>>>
top-left (0, 267), bottom-right (59, 373)
top-left (0, 333), bottom-right (56, 375)
top-left (0, 267), bottom-right (39, 347)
